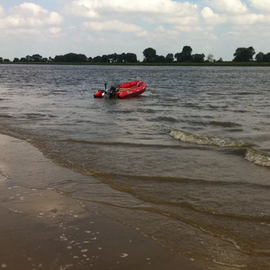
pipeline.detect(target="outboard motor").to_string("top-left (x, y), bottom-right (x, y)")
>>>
top-left (93, 80), bottom-right (119, 98)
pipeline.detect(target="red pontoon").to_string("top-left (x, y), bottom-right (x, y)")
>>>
top-left (94, 80), bottom-right (146, 99)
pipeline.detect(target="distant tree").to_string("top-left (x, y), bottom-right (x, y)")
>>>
top-left (126, 53), bottom-right (137, 63)
top-left (54, 55), bottom-right (64, 62)
top-left (107, 53), bottom-right (118, 63)
top-left (32, 54), bottom-right (43, 62)
top-left (19, 57), bottom-right (27, 62)
top-left (233, 47), bottom-right (255, 62)
top-left (166, 53), bottom-right (174, 62)
top-left (103, 52), bottom-right (138, 63)
top-left (155, 55), bottom-right (166, 63)
top-left (217, 57), bottom-right (223, 62)
top-left (263, 53), bottom-right (270, 62)
top-left (101, 55), bottom-right (110, 63)
top-left (255, 52), bottom-right (264, 62)
top-left (26, 55), bottom-right (33, 62)
top-left (255, 52), bottom-right (270, 62)
top-left (0, 57), bottom-right (3, 63)
top-left (4, 59), bottom-right (10, 63)
top-left (13, 58), bottom-right (20, 62)
top-left (54, 53), bottom-right (87, 62)
top-left (77, 53), bottom-right (87, 62)
top-left (174, 52), bottom-right (184, 62)
top-left (93, 56), bottom-right (102, 62)
top-left (143, 47), bottom-right (157, 62)
top-left (118, 53), bottom-right (126, 63)
top-left (175, 46), bottom-right (193, 62)
top-left (182, 46), bottom-right (193, 61)
top-left (193, 53), bottom-right (205, 63)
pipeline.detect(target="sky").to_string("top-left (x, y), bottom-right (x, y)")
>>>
top-left (0, 0), bottom-right (270, 61)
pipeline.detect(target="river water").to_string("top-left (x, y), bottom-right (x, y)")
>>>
top-left (0, 64), bottom-right (270, 270)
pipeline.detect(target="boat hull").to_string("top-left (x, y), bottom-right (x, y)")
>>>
top-left (93, 80), bottom-right (146, 99)
top-left (116, 80), bottom-right (146, 99)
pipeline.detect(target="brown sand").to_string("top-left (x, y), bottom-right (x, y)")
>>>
top-left (0, 134), bottom-right (203, 270)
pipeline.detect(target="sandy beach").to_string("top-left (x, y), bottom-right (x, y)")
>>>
top-left (0, 134), bottom-right (202, 270)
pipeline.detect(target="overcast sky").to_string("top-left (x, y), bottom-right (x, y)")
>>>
top-left (0, 0), bottom-right (270, 61)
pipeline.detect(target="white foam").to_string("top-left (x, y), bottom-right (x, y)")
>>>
top-left (170, 129), bottom-right (252, 148)
top-left (245, 148), bottom-right (270, 168)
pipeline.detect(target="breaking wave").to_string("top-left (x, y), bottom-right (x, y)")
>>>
top-left (245, 149), bottom-right (270, 168)
top-left (170, 129), bottom-right (254, 148)
top-left (170, 129), bottom-right (270, 169)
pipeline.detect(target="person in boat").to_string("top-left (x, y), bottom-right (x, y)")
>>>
top-left (104, 81), bottom-right (120, 98)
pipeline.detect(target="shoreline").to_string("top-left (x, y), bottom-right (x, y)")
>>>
top-left (0, 134), bottom-right (202, 270)
top-left (1, 62), bottom-right (270, 67)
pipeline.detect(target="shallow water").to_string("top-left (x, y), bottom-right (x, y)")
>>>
top-left (1, 64), bottom-right (270, 269)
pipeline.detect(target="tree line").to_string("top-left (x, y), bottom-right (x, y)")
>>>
top-left (1, 46), bottom-right (270, 64)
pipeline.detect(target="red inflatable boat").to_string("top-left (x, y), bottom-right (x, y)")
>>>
top-left (94, 80), bottom-right (146, 99)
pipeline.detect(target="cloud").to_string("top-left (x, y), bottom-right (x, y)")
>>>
top-left (1, 0), bottom-right (270, 61)
top-left (64, 0), bottom-right (200, 26)
top-left (49, 27), bottom-right (62, 34)
top-left (248, 0), bottom-right (270, 13)
top-left (0, 5), bottom-right (4, 18)
top-left (201, 7), bottom-right (226, 25)
top-left (0, 2), bottom-right (62, 29)
top-left (230, 13), bottom-right (266, 25)
top-left (202, 1), bottom-right (270, 25)
top-left (205, 0), bottom-right (249, 14)
top-left (83, 20), bottom-right (143, 33)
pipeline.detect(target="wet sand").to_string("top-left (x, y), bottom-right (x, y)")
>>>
top-left (0, 134), bottom-right (202, 270)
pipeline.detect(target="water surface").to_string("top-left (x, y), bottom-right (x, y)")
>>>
top-left (1, 64), bottom-right (270, 270)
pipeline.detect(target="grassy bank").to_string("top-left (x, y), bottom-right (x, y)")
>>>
top-left (1, 61), bottom-right (270, 66)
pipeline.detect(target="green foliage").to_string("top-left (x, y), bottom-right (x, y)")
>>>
top-left (255, 52), bottom-right (270, 62)
top-left (54, 53), bottom-right (87, 62)
top-left (32, 54), bottom-right (43, 62)
top-left (92, 53), bottom-right (138, 63)
top-left (233, 47), bottom-right (255, 62)
top-left (5, 45), bottom-right (270, 65)
top-left (143, 47), bottom-right (157, 63)
top-left (193, 53), bottom-right (205, 63)
top-left (166, 53), bottom-right (174, 62)
top-left (182, 46), bottom-right (193, 61)
top-left (175, 46), bottom-right (204, 63)
top-left (174, 52), bottom-right (184, 62)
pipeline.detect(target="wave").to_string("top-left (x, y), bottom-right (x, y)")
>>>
top-left (209, 121), bottom-right (242, 128)
top-left (182, 120), bottom-right (242, 129)
top-left (170, 129), bottom-right (254, 148)
top-left (170, 129), bottom-right (270, 169)
top-left (245, 149), bottom-right (270, 168)
top-left (96, 172), bottom-right (270, 189)
top-left (149, 116), bottom-right (178, 123)
top-left (64, 138), bottom-right (205, 150)
top-left (0, 114), bottom-right (12, 118)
